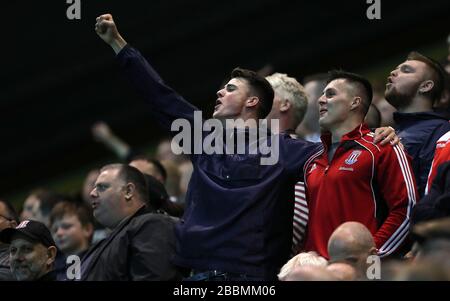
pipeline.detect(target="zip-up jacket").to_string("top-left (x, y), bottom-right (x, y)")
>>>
top-left (394, 111), bottom-right (450, 197)
top-left (116, 45), bottom-right (321, 279)
top-left (303, 124), bottom-right (417, 258)
top-left (426, 130), bottom-right (450, 194)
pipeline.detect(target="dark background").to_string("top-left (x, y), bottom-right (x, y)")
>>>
top-left (1, 0), bottom-right (449, 198)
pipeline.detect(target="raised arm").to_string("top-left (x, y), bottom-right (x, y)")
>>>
top-left (95, 14), bottom-right (127, 54)
top-left (94, 14), bottom-right (199, 147)
top-left (91, 121), bottom-right (132, 160)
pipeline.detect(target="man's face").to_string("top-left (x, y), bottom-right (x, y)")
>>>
top-left (82, 170), bottom-right (100, 205)
top-left (214, 78), bottom-right (251, 119)
top-left (303, 81), bottom-right (321, 126)
top-left (90, 169), bottom-right (126, 229)
top-left (0, 202), bottom-right (16, 231)
top-left (9, 235), bottom-right (53, 281)
top-left (385, 60), bottom-right (430, 108)
top-left (51, 214), bottom-right (91, 255)
top-left (318, 79), bottom-right (353, 130)
top-left (21, 195), bottom-right (40, 222)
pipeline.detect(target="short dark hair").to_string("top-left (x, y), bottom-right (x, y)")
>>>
top-left (128, 154), bottom-right (167, 182)
top-left (142, 174), bottom-right (169, 210)
top-left (407, 51), bottom-right (446, 102)
top-left (0, 199), bottom-right (19, 224)
top-left (101, 164), bottom-right (149, 203)
top-left (231, 67), bottom-right (274, 119)
top-left (327, 70), bottom-right (373, 116)
top-left (49, 201), bottom-right (94, 229)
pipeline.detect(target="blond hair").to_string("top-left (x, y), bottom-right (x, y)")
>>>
top-left (278, 251), bottom-right (328, 280)
top-left (266, 73), bottom-right (308, 127)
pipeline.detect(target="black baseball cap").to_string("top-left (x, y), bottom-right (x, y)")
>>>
top-left (0, 220), bottom-right (56, 248)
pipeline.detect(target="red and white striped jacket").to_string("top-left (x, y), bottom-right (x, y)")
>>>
top-left (425, 130), bottom-right (450, 194)
top-left (303, 124), bottom-right (417, 258)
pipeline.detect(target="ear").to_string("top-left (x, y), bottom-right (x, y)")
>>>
top-left (369, 247), bottom-right (377, 256)
top-left (279, 99), bottom-right (291, 113)
top-left (245, 96), bottom-right (260, 109)
top-left (419, 80), bottom-right (434, 94)
top-left (124, 183), bottom-right (135, 201)
top-left (46, 246), bottom-right (57, 266)
top-left (350, 96), bottom-right (362, 111)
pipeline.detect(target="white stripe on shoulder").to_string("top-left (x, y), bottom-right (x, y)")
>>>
top-left (438, 130), bottom-right (450, 142)
top-left (303, 149), bottom-right (324, 186)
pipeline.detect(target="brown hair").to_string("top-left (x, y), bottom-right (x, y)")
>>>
top-left (231, 67), bottom-right (274, 119)
top-left (50, 201), bottom-right (94, 229)
top-left (407, 51), bottom-right (446, 102)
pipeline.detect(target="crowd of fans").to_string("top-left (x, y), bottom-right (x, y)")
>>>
top-left (0, 15), bottom-right (449, 281)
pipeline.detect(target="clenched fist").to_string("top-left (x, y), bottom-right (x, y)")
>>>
top-left (95, 14), bottom-right (127, 54)
top-left (91, 121), bottom-right (113, 142)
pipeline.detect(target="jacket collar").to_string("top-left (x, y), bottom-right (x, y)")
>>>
top-left (81, 204), bottom-right (149, 279)
top-left (320, 123), bottom-right (370, 148)
top-left (393, 110), bottom-right (449, 124)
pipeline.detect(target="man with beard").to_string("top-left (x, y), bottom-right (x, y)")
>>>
top-left (385, 52), bottom-right (450, 197)
top-left (0, 220), bottom-right (57, 281)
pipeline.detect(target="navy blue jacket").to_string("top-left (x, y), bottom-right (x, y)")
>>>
top-left (394, 111), bottom-right (450, 197)
top-left (116, 45), bottom-right (321, 279)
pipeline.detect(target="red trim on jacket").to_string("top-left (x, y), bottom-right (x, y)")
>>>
top-left (426, 130), bottom-right (450, 194)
